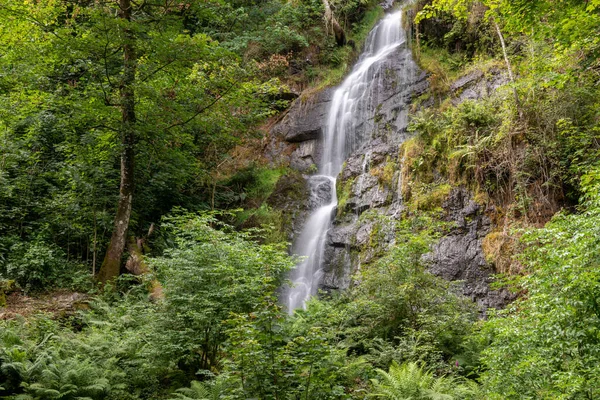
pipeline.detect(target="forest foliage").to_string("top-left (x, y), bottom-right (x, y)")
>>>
top-left (1, 0), bottom-right (600, 399)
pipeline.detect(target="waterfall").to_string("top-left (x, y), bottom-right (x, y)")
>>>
top-left (285, 10), bottom-right (406, 313)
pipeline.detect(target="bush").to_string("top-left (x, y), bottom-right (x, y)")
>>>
top-left (1, 238), bottom-right (74, 291)
top-left (148, 211), bottom-right (294, 377)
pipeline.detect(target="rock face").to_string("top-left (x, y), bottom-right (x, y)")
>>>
top-left (271, 89), bottom-right (333, 143)
top-left (316, 56), bottom-right (428, 290)
top-left (266, 172), bottom-right (311, 242)
top-left (423, 188), bottom-right (515, 310)
top-left (451, 68), bottom-right (509, 104)
top-left (290, 140), bottom-right (320, 173)
top-left (270, 42), bottom-right (428, 176)
top-left (307, 175), bottom-right (334, 209)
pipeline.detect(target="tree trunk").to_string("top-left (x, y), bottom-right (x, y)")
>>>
top-left (492, 17), bottom-right (523, 119)
top-left (322, 0), bottom-right (346, 46)
top-left (97, 0), bottom-right (136, 285)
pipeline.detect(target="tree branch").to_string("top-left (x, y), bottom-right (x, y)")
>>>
top-left (140, 58), bottom-right (177, 82)
top-left (166, 82), bottom-right (236, 131)
top-left (492, 16), bottom-right (523, 119)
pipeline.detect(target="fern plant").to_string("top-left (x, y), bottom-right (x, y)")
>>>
top-left (20, 358), bottom-right (111, 400)
top-left (169, 379), bottom-right (232, 400)
top-left (369, 361), bottom-right (478, 400)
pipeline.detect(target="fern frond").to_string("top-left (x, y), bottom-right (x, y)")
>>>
top-left (369, 361), bottom-right (478, 400)
top-left (169, 378), bottom-right (232, 400)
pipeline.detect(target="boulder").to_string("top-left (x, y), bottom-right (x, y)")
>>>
top-left (320, 246), bottom-right (352, 291)
top-left (343, 173), bottom-right (392, 214)
top-left (328, 223), bottom-right (358, 247)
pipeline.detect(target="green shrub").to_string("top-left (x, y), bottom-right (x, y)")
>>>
top-left (2, 239), bottom-right (70, 291)
top-left (169, 379), bottom-right (232, 400)
top-left (148, 211), bottom-right (294, 376)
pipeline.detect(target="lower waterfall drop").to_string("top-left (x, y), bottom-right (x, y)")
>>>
top-left (285, 10), bottom-right (407, 313)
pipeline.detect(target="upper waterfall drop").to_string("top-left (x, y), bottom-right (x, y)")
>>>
top-left (285, 10), bottom-right (407, 313)
top-left (322, 10), bottom-right (405, 177)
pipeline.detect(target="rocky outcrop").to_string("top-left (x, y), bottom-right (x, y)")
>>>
top-left (290, 140), bottom-right (320, 172)
top-left (266, 172), bottom-right (311, 242)
top-left (319, 134), bottom-right (404, 290)
top-left (269, 41), bottom-right (428, 174)
top-left (369, 55), bottom-right (428, 142)
top-left (451, 67), bottom-right (509, 104)
top-left (423, 188), bottom-right (515, 311)
top-left (266, 88), bottom-right (332, 173)
top-left (328, 223), bottom-right (357, 247)
top-left (271, 89), bottom-right (333, 143)
top-left (268, 37), bottom-right (514, 313)
top-left (269, 18), bottom-right (511, 309)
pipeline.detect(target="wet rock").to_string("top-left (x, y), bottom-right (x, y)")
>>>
top-left (386, 201), bottom-right (405, 218)
top-left (307, 175), bottom-right (333, 209)
top-left (328, 223), bottom-right (358, 247)
top-left (371, 50), bottom-right (423, 140)
top-left (356, 186), bottom-right (391, 212)
top-left (340, 153), bottom-right (365, 181)
top-left (380, 0), bottom-right (395, 11)
top-left (424, 187), bottom-right (515, 311)
top-left (341, 137), bottom-right (397, 178)
top-left (353, 173), bottom-right (379, 196)
top-left (272, 88), bottom-right (333, 143)
top-left (355, 222), bottom-right (373, 247)
top-left (366, 138), bottom-right (397, 165)
top-left (321, 246), bottom-right (352, 290)
top-left (344, 173), bottom-right (392, 213)
top-left (290, 140), bottom-right (320, 172)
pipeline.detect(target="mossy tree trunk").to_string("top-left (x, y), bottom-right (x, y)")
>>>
top-left (98, 0), bottom-right (137, 285)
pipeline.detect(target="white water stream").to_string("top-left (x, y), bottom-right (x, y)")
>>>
top-left (286, 11), bottom-right (406, 313)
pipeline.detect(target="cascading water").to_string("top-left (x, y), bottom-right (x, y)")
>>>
top-left (285, 10), bottom-right (406, 313)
